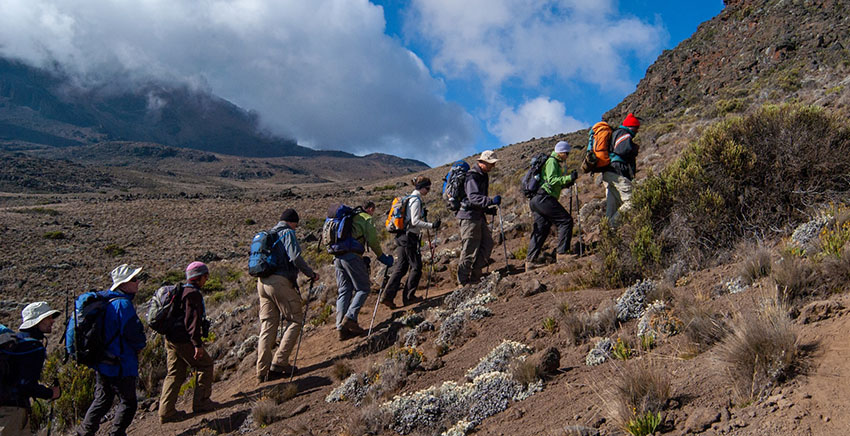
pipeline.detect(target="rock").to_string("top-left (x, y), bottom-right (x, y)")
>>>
top-left (523, 279), bottom-right (547, 297)
top-left (684, 407), bottom-right (720, 433)
top-left (529, 347), bottom-right (561, 375)
top-left (798, 300), bottom-right (844, 324)
top-left (563, 426), bottom-right (599, 436)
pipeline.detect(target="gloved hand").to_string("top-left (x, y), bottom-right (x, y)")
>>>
top-left (486, 206), bottom-right (498, 215)
top-left (492, 195), bottom-right (501, 206)
top-left (569, 169), bottom-right (578, 182)
top-left (378, 253), bottom-right (394, 267)
top-left (433, 219), bottom-right (442, 231)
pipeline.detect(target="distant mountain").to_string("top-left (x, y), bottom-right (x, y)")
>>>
top-left (0, 58), bottom-right (356, 159)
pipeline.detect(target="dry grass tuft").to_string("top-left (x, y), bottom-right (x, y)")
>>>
top-left (738, 244), bottom-right (772, 284)
top-left (608, 360), bottom-right (671, 432)
top-left (510, 359), bottom-right (542, 387)
top-left (772, 255), bottom-right (816, 307)
top-left (264, 383), bottom-right (298, 404)
top-left (340, 403), bottom-right (392, 436)
top-left (333, 360), bottom-right (354, 382)
top-left (820, 245), bottom-right (850, 293)
top-left (681, 300), bottom-right (727, 350)
top-left (252, 397), bottom-right (280, 428)
top-left (561, 304), bottom-right (619, 345)
top-left (715, 302), bottom-right (798, 403)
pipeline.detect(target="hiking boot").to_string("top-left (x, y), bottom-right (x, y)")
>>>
top-left (402, 295), bottom-right (423, 306)
top-left (525, 258), bottom-right (546, 272)
top-left (341, 317), bottom-right (365, 335)
top-left (193, 400), bottom-right (222, 414)
top-left (338, 328), bottom-right (357, 341)
top-left (265, 369), bottom-right (285, 382)
top-left (160, 410), bottom-right (188, 424)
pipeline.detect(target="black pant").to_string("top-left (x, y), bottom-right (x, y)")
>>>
top-left (527, 193), bottom-right (573, 262)
top-left (383, 232), bottom-right (422, 303)
top-left (77, 373), bottom-right (137, 436)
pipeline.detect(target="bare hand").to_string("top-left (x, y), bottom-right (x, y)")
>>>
top-left (194, 347), bottom-right (208, 361)
top-left (51, 386), bottom-right (61, 400)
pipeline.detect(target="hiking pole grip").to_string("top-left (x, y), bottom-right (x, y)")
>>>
top-left (289, 278), bottom-right (314, 383)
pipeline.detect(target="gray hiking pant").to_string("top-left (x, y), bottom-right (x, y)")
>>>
top-left (457, 217), bottom-right (494, 285)
top-left (77, 374), bottom-right (137, 436)
top-left (334, 252), bottom-right (371, 328)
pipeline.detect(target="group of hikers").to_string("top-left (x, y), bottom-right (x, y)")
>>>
top-left (0, 113), bottom-right (641, 435)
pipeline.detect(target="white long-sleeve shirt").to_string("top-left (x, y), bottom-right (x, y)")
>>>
top-left (407, 190), bottom-right (435, 235)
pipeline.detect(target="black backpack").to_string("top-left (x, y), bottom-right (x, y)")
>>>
top-left (1, 324), bottom-right (44, 405)
top-left (520, 153), bottom-right (552, 198)
top-left (64, 291), bottom-right (120, 368)
top-left (442, 160), bottom-right (470, 211)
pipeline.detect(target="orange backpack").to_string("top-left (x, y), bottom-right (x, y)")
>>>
top-left (385, 195), bottom-right (410, 233)
top-left (581, 121), bottom-right (613, 173)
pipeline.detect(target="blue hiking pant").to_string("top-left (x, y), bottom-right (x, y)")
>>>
top-left (334, 252), bottom-right (371, 329)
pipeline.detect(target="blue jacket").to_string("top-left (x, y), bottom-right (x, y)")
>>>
top-left (95, 291), bottom-right (147, 378)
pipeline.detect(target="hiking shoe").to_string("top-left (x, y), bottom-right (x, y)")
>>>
top-left (402, 295), bottom-right (423, 306)
top-left (265, 370), bottom-right (285, 382)
top-left (338, 328), bottom-right (357, 341)
top-left (525, 259), bottom-right (546, 271)
top-left (341, 317), bottom-right (365, 335)
top-left (193, 400), bottom-right (222, 414)
top-left (160, 411), bottom-right (188, 424)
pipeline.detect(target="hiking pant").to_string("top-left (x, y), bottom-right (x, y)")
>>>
top-left (602, 170), bottom-right (633, 226)
top-left (77, 374), bottom-right (137, 436)
top-left (256, 274), bottom-right (303, 378)
top-left (334, 252), bottom-right (371, 329)
top-left (457, 217), bottom-right (494, 285)
top-left (383, 232), bottom-right (422, 304)
top-left (159, 340), bottom-right (214, 417)
top-left (528, 193), bottom-right (573, 262)
top-left (0, 406), bottom-right (27, 436)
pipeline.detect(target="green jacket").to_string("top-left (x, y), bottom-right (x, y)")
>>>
top-left (352, 212), bottom-right (383, 257)
top-left (541, 151), bottom-right (576, 198)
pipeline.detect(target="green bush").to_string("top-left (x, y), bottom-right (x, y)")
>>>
top-left (32, 352), bottom-right (95, 432)
top-left (598, 105), bottom-right (850, 286)
top-left (138, 334), bottom-right (167, 396)
top-left (103, 243), bottom-right (126, 257)
top-left (43, 231), bottom-right (66, 240)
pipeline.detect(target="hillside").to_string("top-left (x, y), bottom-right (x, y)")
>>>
top-left (4, 1), bottom-right (850, 436)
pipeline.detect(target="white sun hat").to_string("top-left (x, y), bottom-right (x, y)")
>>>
top-left (110, 264), bottom-right (142, 291)
top-left (20, 301), bottom-right (61, 330)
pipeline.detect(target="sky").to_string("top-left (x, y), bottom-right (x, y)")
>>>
top-left (0, 0), bottom-right (724, 166)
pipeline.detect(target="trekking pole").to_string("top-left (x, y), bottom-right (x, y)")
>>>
top-left (46, 377), bottom-right (58, 436)
top-left (497, 205), bottom-right (509, 271)
top-left (289, 278), bottom-right (314, 383)
top-left (574, 185), bottom-right (583, 257)
top-left (424, 229), bottom-right (435, 300)
top-left (368, 264), bottom-right (391, 337)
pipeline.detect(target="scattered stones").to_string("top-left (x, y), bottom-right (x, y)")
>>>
top-left (724, 276), bottom-right (749, 294)
top-left (615, 280), bottom-right (654, 321)
top-left (585, 338), bottom-right (613, 367)
top-left (798, 300), bottom-right (844, 324)
top-left (684, 407), bottom-right (720, 433)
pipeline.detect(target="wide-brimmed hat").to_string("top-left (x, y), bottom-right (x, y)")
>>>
top-left (478, 150), bottom-right (499, 164)
top-left (20, 301), bottom-right (60, 330)
top-left (110, 264), bottom-right (142, 291)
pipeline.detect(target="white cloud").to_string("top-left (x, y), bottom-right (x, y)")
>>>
top-left (0, 0), bottom-right (477, 165)
top-left (407, 0), bottom-right (666, 91)
top-left (492, 97), bottom-right (585, 145)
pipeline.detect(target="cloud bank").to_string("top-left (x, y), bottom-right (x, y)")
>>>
top-left (0, 0), bottom-right (477, 165)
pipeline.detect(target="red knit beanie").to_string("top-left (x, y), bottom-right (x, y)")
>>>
top-left (623, 113), bottom-right (641, 128)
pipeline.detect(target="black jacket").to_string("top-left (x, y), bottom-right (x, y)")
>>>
top-left (610, 127), bottom-right (640, 180)
top-left (457, 164), bottom-right (493, 220)
top-left (1, 329), bottom-right (53, 408)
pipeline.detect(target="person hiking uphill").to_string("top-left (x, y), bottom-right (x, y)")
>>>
top-left (602, 113), bottom-right (641, 226)
top-left (357, 201), bottom-right (384, 278)
top-left (254, 209), bottom-right (319, 383)
top-left (77, 264), bottom-right (147, 436)
top-left (525, 141), bottom-right (579, 271)
top-left (456, 150), bottom-right (500, 286)
top-left (159, 262), bottom-right (219, 423)
top-left (333, 201), bottom-right (393, 340)
top-left (382, 176), bottom-right (440, 308)
top-left (0, 302), bottom-right (61, 436)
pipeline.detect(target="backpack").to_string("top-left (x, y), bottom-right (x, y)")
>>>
top-left (64, 291), bottom-right (120, 368)
top-left (0, 324), bottom-right (43, 405)
top-left (520, 153), bottom-right (552, 198)
top-left (581, 121), bottom-right (613, 173)
top-left (146, 283), bottom-right (184, 334)
top-left (248, 230), bottom-right (281, 278)
top-left (442, 160), bottom-right (470, 212)
top-left (323, 205), bottom-right (366, 255)
top-left (385, 196), bottom-right (411, 233)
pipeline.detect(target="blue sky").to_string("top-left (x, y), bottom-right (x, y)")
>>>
top-left (0, 0), bottom-right (723, 166)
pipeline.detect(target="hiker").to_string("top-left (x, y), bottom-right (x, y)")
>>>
top-left (255, 209), bottom-right (319, 383)
top-left (333, 202), bottom-right (393, 340)
top-left (77, 264), bottom-right (147, 436)
top-left (359, 201), bottom-right (380, 277)
top-left (525, 141), bottom-right (579, 271)
top-left (603, 113), bottom-right (641, 226)
top-left (382, 176), bottom-right (440, 308)
top-left (0, 303), bottom-right (61, 436)
top-left (159, 262), bottom-right (218, 423)
top-left (456, 150), bottom-right (500, 285)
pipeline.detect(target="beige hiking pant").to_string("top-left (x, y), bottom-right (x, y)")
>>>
top-left (158, 340), bottom-right (215, 416)
top-left (602, 171), bottom-right (633, 226)
top-left (256, 274), bottom-right (303, 378)
top-left (0, 407), bottom-right (28, 436)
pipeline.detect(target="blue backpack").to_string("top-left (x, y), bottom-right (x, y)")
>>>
top-left (64, 291), bottom-right (119, 368)
top-left (248, 231), bottom-right (281, 278)
top-left (323, 205), bottom-right (366, 256)
top-left (442, 160), bottom-right (470, 212)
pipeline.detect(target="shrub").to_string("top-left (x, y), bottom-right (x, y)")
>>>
top-left (612, 338), bottom-right (634, 361)
top-left (715, 302), bottom-right (798, 403)
top-left (738, 244), bottom-right (772, 284)
top-left (562, 305), bottom-right (619, 345)
top-left (512, 244), bottom-right (528, 261)
top-left (138, 334), bottom-right (167, 396)
top-left (12, 207), bottom-right (61, 216)
top-left (625, 411), bottom-right (662, 436)
top-left (598, 104), bottom-right (850, 284)
top-left (541, 317), bottom-right (557, 333)
top-left (265, 383), bottom-right (298, 404)
top-left (772, 255), bottom-right (816, 307)
top-left (252, 397), bottom-right (280, 428)
top-left (510, 359), bottom-right (542, 387)
top-left (333, 361), bottom-right (354, 382)
top-left (820, 245), bottom-right (850, 292)
top-left (681, 302), bottom-right (727, 350)
top-left (310, 304), bottom-right (334, 326)
top-left (43, 231), bottom-right (66, 240)
top-left (608, 361), bottom-right (670, 434)
top-left (33, 352), bottom-right (95, 431)
top-left (245, 218), bottom-right (256, 225)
